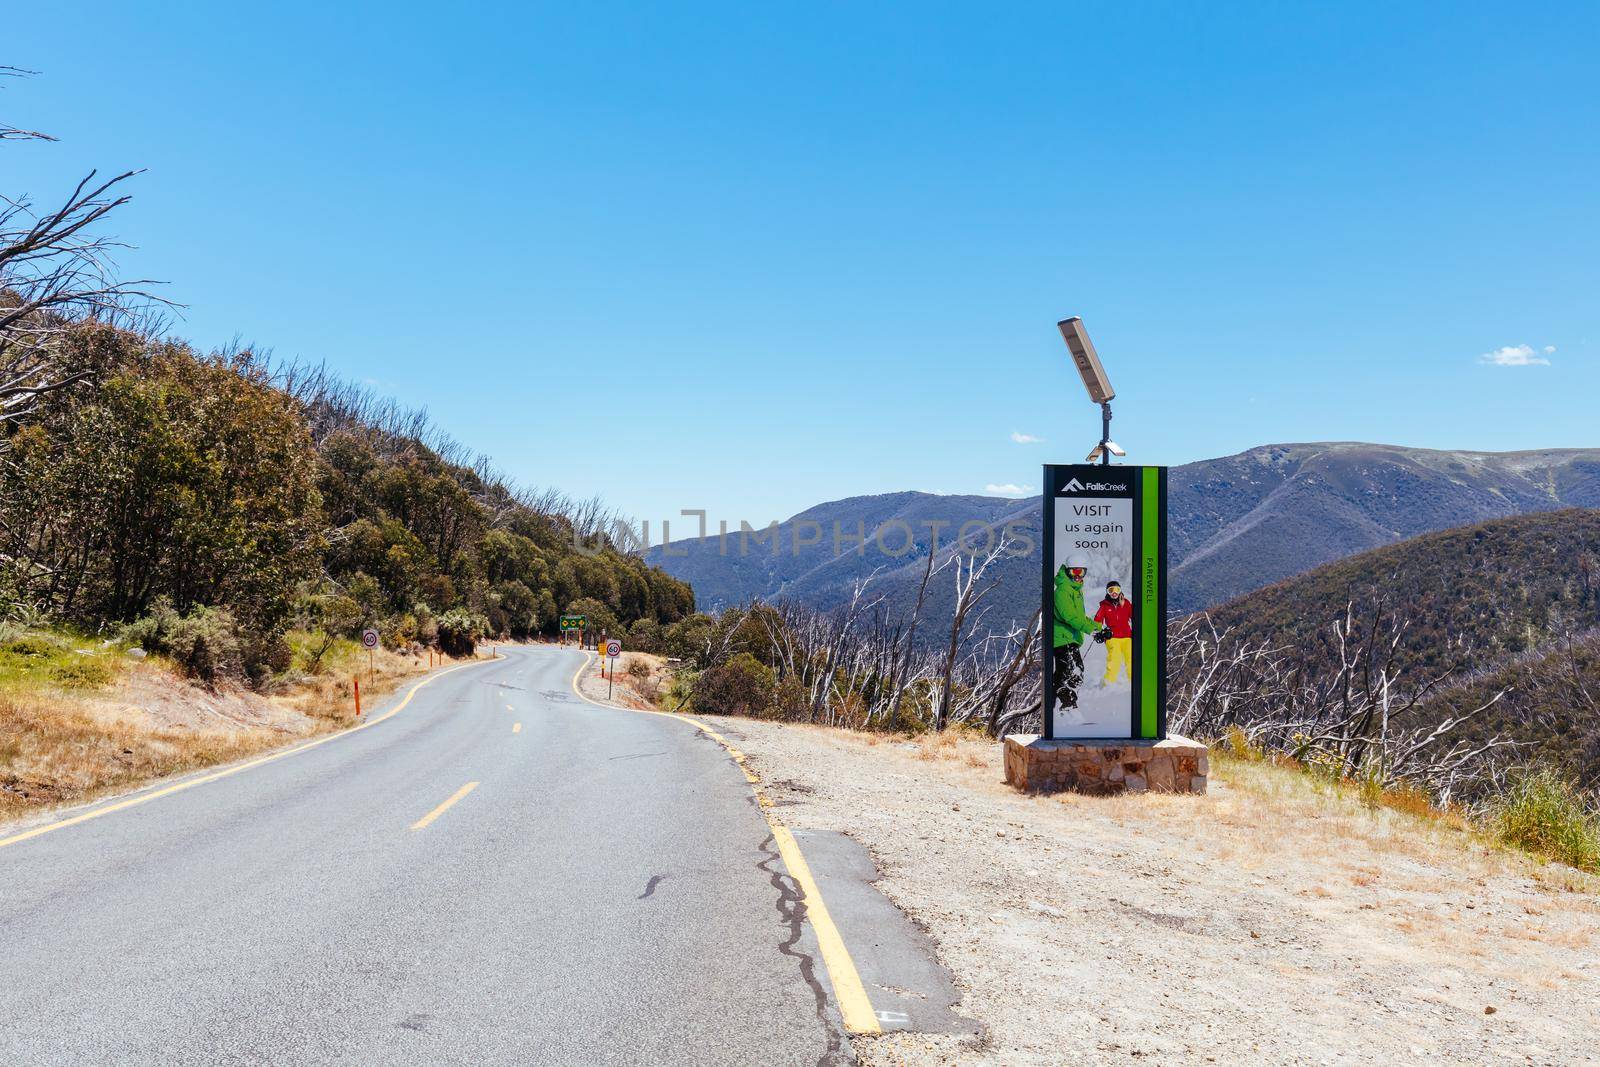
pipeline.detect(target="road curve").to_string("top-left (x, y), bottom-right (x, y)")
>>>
top-left (0, 646), bottom-right (850, 1065)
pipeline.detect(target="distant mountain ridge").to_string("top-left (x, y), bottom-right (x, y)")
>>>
top-left (646, 443), bottom-right (1600, 622)
top-left (1192, 508), bottom-right (1600, 790)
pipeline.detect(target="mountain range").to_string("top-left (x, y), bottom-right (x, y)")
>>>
top-left (646, 443), bottom-right (1600, 626)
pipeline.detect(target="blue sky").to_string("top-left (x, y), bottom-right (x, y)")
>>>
top-left (7, 3), bottom-right (1597, 528)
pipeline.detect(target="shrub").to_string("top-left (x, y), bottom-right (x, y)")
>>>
top-left (1489, 769), bottom-right (1600, 872)
top-left (627, 617), bottom-right (664, 654)
top-left (239, 629), bottom-right (293, 686)
top-left (625, 656), bottom-right (650, 681)
top-left (692, 652), bottom-right (775, 718)
top-left (664, 614), bottom-right (714, 662)
top-left (436, 608), bottom-right (485, 657)
top-left (770, 674), bottom-right (809, 722)
top-left (123, 598), bottom-right (244, 683)
top-left (49, 656), bottom-right (113, 689)
top-left (3, 634), bottom-right (67, 658)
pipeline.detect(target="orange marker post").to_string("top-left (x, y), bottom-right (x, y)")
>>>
top-left (354, 676), bottom-right (362, 717)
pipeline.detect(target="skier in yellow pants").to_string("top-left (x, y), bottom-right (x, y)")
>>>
top-left (1093, 580), bottom-right (1134, 686)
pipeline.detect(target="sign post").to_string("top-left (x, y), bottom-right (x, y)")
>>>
top-left (605, 638), bottom-right (621, 699)
top-left (361, 628), bottom-right (379, 686)
top-left (1040, 464), bottom-right (1167, 741)
top-left (559, 614), bottom-right (587, 646)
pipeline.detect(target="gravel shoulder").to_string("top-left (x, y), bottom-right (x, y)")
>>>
top-left (700, 717), bottom-right (1600, 1066)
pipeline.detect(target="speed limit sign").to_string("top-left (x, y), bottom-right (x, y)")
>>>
top-left (361, 628), bottom-right (380, 650)
top-left (605, 639), bottom-right (621, 659)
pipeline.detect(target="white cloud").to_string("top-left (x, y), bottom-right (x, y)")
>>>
top-left (985, 483), bottom-right (1031, 496)
top-left (1479, 344), bottom-right (1550, 367)
top-left (1544, 345), bottom-right (1557, 354)
top-left (1010, 431), bottom-right (1044, 444)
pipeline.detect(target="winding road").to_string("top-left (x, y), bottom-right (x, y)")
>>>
top-left (0, 646), bottom-right (860, 1065)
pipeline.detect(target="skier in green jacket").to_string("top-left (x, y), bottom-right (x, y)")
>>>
top-left (1052, 553), bottom-right (1103, 711)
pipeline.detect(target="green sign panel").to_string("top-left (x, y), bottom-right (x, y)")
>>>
top-left (559, 614), bottom-right (587, 631)
top-left (1041, 464), bottom-right (1168, 741)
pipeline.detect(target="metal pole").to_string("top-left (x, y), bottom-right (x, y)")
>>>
top-left (1100, 400), bottom-right (1113, 466)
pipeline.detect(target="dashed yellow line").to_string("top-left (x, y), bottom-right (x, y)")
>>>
top-left (512, 722), bottom-right (522, 734)
top-left (0, 658), bottom-right (493, 852)
top-left (567, 652), bottom-right (881, 1034)
top-left (410, 781), bottom-right (478, 831)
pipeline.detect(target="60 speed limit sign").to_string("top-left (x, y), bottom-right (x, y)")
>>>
top-left (360, 629), bottom-right (380, 650)
top-left (605, 639), bottom-right (621, 659)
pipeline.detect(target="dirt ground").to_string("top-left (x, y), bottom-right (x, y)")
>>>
top-left (692, 718), bottom-right (1600, 1067)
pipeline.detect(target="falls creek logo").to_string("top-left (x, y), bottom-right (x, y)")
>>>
top-left (1060, 477), bottom-right (1129, 493)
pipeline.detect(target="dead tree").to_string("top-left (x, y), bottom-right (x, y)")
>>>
top-left (932, 533), bottom-right (1012, 731)
top-left (1, 71), bottom-right (166, 436)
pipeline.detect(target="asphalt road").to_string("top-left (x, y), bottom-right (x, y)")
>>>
top-left (0, 646), bottom-right (852, 1066)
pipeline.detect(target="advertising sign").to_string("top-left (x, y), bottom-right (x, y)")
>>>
top-left (1041, 464), bottom-right (1167, 740)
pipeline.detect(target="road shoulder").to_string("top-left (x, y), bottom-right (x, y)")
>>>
top-left (708, 718), bottom-right (1600, 1066)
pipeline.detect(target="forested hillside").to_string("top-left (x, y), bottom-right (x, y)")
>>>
top-left (0, 321), bottom-right (693, 683)
top-left (1202, 509), bottom-right (1600, 678)
top-left (0, 84), bottom-right (690, 690)
top-left (1178, 510), bottom-right (1600, 793)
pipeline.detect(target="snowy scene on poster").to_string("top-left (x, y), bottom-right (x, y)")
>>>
top-left (1047, 486), bottom-right (1136, 737)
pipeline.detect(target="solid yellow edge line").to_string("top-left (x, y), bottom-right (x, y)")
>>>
top-left (567, 650), bottom-right (882, 1035)
top-left (0, 657), bottom-right (492, 852)
top-left (409, 780), bottom-right (479, 831)
top-left (769, 823), bottom-right (881, 1034)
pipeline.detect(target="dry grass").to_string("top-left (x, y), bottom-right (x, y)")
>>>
top-left (581, 650), bottom-right (675, 711)
top-left (0, 628), bottom-right (454, 825)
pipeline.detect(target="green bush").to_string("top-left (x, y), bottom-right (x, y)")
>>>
top-left (50, 656), bottom-right (113, 689)
top-left (692, 652), bottom-right (776, 718)
top-left (664, 614), bottom-right (714, 662)
top-left (3, 634), bottom-right (68, 658)
top-left (123, 598), bottom-right (244, 683)
top-left (1490, 769), bottom-right (1600, 872)
top-left (627, 617), bottom-right (664, 654)
top-left (436, 608), bottom-right (485, 657)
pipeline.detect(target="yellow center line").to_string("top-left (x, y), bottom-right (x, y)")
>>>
top-left (512, 722), bottom-right (522, 734)
top-left (410, 781), bottom-right (479, 831)
top-left (0, 658), bottom-right (492, 852)
top-left (566, 651), bottom-right (881, 1034)
top-left (505, 703), bottom-right (514, 711)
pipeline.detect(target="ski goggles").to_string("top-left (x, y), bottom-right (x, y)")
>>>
top-left (1067, 567), bottom-right (1087, 581)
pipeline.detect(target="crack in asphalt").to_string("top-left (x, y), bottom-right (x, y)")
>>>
top-left (637, 874), bottom-right (667, 899)
top-left (757, 833), bottom-right (847, 1067)
top-left (608, 751), bottom-right (667, 762)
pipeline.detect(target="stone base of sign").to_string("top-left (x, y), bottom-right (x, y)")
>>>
top-left (1003, 734), bottom-right (1208, 796)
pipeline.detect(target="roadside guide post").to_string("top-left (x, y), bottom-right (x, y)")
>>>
top-left (606, 639), bottom-right (621, 699)
top-left (361, 628), bottom-right (379, 686)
